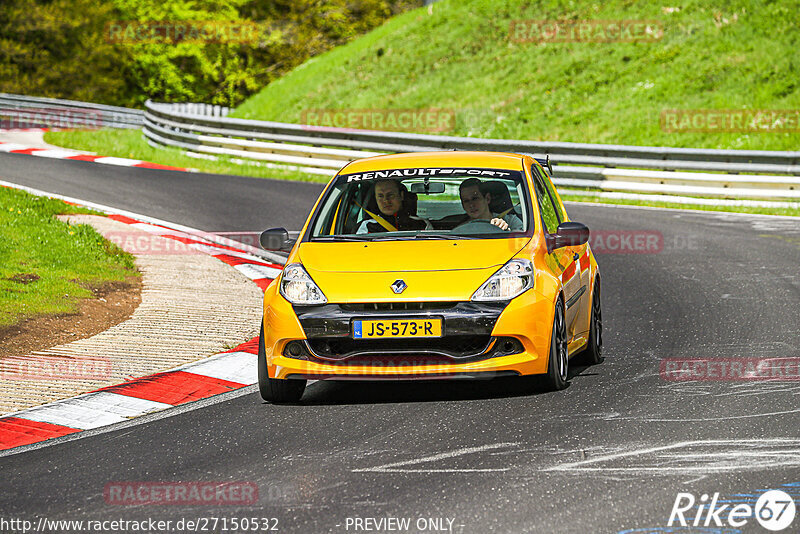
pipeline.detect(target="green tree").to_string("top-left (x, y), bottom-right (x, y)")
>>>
top-left (113, 0), bottom-right (260, 106)
top-left (0, 0), bottom-right (134, 105)
top-left (0, 0), bottom-right (422, 107)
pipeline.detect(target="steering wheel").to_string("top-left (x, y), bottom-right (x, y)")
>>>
top-left (453, 219), bottom-right (504, 235)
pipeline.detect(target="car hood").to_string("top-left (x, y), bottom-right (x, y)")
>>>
top-left (297, 238), bottom-right (530, 302)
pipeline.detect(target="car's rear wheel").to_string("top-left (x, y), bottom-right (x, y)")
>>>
top-left (258, 322), bottom-right (306, 403)
top-left (542, 299), bottom-right (569, 391)
top-left (580, 280), bottom-right (603, 365)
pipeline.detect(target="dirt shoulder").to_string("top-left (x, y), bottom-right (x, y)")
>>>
top-left (0, 278), bottom-right (142, 359)
top-left (0, 214), bottom-right (263, 415)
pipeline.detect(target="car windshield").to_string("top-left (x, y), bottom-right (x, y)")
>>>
top-left (308, 167), bottom-right (531, 241)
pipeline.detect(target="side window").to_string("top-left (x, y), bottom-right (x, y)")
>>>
top-left (537, 163), bottom-right (567, 221)
top-left (531, 167), bottom-right (561, 235)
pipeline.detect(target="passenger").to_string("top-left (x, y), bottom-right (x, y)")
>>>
top-left (356, 179), bottom-right (429, 233)
top-left (458, 178), bottom-right (524, 231)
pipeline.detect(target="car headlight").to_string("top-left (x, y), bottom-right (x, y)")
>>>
top-left (280, 263), bottom-right (327, 305)
top-left (471, 259), bottom-right (533, 301)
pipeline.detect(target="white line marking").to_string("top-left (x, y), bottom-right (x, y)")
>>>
top-left (179, 351), bottom-right (257, 385)
top-left (545, 439), bottom-right (800, 474)
top-left (622, 407), bottom-right (800, 422)
top-left (353, 442), bottom-right (519, 473)
top-left (233, 263), bottom-right (282, 280)
top-left (92, 156), bottom-right (140, 166)
top-left (20, 392), bottom-right (172, 430)
top-left (26, 149), bottom-right (82, 159)
top-left (0, 143), bottom-right (29, 152)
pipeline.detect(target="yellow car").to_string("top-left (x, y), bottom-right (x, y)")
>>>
top-left (258, 151), bottom-right (602, 402)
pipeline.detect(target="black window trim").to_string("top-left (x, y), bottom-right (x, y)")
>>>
top-left (529, 162), bottom-right (562, 237)
top-left (300, 167), bottom-right (535, 243)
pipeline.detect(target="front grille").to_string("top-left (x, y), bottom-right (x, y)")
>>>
top-left (298, 336), bottom-right (524, 365)
top-left (308, 335), bottom-right (492, 359)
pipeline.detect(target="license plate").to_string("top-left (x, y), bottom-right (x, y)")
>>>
top-left (353, 318), bottom-right (442, 339)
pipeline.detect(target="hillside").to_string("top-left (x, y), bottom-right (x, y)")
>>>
top-left (231, 0), bottom-right (800, 151)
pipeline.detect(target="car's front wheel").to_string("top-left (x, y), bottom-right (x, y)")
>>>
top-left (258, 322), bottom-right (306, 403)
top-left (542, 299), bottom-right (569, 391)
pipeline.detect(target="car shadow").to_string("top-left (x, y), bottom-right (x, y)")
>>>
top-left (297, 376), bottom-right (540, 405)
top-left (282, 361), bottom-right (601, 406)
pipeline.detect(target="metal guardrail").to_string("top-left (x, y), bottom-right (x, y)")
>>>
top-left (2, 94), bottom-right (797, 203)
top-left (143, 100), bottom-right (800, 201)
top-left (0, 93), bottom-right (143, 129)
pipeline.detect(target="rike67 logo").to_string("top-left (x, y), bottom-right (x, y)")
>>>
top-left (669, 490), bottom-right (796, 531)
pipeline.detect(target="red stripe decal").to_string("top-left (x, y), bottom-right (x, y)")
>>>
top-left (562, 261), bottom-right (576, 281)
top-left (579, 252), bottom-right (590, 271)
top-left (97, 371), bottom-right (244, 405)
top-left (0, 417), bottom-right (81, 450)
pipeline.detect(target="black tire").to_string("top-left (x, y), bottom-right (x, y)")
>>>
top-left (542, 299), bottom-right (569, 391)
top-left (258, 323), bottom-right (306, 403)
top-left (580, 281), bottom-right (603, 365)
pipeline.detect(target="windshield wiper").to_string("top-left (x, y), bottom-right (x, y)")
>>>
top-left (313, 233), bottom-right (473, 242)
top-left (312, 235), bottom-right (374, 242)
top-left (413, 233), bottom-right (473, 240)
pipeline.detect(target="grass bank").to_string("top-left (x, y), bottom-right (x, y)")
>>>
top-left (233, 0), bottom-right (800, 151)
top-left (0, 187), bottom-right (139, 328)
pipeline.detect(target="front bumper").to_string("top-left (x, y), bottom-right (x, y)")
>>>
top-left (262, 286), bottom-right (556, 380)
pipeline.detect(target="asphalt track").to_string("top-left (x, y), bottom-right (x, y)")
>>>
top-left (1, 151), bottom-right (799, 533)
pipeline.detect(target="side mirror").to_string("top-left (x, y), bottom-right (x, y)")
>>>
top-left (260, 227), bottom-right (294, 252)
top-left (552, 222), bottom-right (589, 249)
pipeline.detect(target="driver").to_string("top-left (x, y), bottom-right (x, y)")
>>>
top-left (458, 178), bottom-right (523, 231)
top-left (356, 179), bottom-right (428, 233)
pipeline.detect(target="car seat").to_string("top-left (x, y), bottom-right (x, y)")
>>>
top-left (363, 182), bottom-right (418, 218)
top-left (482, 180), bottom-right (517, 217)
top-left (431, 180), bottom-right (518, 230)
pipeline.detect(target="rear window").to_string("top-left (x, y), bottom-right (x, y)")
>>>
top-left (307, 167), bottom-right (532, 241)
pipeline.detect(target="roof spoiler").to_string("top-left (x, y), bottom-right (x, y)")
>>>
top-left (534, 155), bottom-right (554, 176)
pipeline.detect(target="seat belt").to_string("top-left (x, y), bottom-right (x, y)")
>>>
top-left (354, 200), bottom-right (398, 232)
